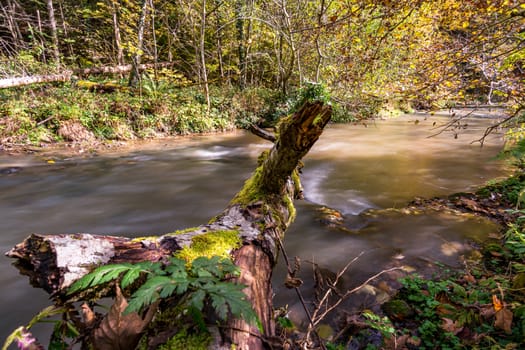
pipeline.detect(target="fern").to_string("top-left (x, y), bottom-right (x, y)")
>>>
top-left (126, 275), bottom-right (173, 313)
top-left (68, 264), bottom-right (134, 294)
top-left (67, 256), bottom-right (260, 328)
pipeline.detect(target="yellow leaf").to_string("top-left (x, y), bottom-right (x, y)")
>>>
top-left (462, 21), bottom-right (469, 28)
top-left (492, 294), bottom-right (503, 312)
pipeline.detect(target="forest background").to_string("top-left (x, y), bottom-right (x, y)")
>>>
top-left (1, 1), bottom-right (525, 349)
top-left (0, 0), bottom-right (523, 147)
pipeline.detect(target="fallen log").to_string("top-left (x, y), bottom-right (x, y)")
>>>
top-left (0, 62), bottom-right (174, 89)
top-left (6, 101), bottom-right (332, 349)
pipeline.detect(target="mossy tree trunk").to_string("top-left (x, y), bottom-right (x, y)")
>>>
top-left (6, 101), bottom-right (332, 349)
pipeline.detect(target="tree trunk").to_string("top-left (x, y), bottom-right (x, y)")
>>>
top-left (110, 0), bottom-right (124, 66)
top-left (6, 101), bottom-right (332, 349)
top-left (200, 0), bottom-right (211, 111)
top-left (128, 0), bottom-right (149, 87)
top-left (46, 0), bottom-right (60, 67)
top-left (235, 0), bottom-right (247, 90)
top-left (0, 73), bottom-right (73, 88)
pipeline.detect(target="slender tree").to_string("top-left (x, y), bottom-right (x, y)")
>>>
top-left (46, 0), bottom-right (60, 67)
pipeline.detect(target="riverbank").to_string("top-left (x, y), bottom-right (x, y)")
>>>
top-left (0, 82), bottom-right (368, 158)
top-left (343, 166), bottom-right (525, 349)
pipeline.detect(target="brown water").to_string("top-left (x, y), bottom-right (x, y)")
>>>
top-left (0, 112), bottom-right (508, 343)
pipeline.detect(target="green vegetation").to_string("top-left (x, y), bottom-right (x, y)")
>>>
top-left (4, 256), bottom-right (258, 350)
top-left (339, 146), bottom-right (525, 350)
top-left (59, 255), bottom-right (258, 348)
top-left (1, 0), bottom-right (523, 149)
top-left (68, 255), bottom-right (257, 323)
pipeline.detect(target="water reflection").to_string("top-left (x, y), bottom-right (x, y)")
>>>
top-left (0, 114), bottom-right (508, 343)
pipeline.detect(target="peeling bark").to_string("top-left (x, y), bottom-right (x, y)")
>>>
top-left (0, 62), bottom-right (175, 89)
top-left (6, 101), bottom-right (332, 349)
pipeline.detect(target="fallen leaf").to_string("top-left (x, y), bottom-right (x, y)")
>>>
top-left (441, 317), bottom-right (464, 335)
top-left (463, 273), bottom-right (476, 284)
top-left (92, 285), bottom-right (158, 350)
top-left (81, 303), bottom-right (96, 327)
top-left (494, 308), bottom-right (513, 334)
top-left (492, 294), bottom-right (503, 312)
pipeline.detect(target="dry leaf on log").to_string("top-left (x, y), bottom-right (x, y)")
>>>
top-left (92, 285), bottom-right (158, 350)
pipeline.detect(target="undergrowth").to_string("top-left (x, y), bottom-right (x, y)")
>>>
top-left (0, 78), bottom-right (356, 148)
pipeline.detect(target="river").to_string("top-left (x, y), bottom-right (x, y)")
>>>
top-left (0, 111), bottom-right (509, 344)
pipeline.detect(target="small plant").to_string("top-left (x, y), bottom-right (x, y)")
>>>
top-left (69, 255), bottom-right (260, 327)
top-left (362, 311), bottom-right (396, 339)
top-left (290, 82), bottom-right (331, 113)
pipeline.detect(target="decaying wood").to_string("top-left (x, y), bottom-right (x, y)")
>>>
top-left (6, 101), bottom-right (332, 349)
top-left (0, 73), bottom-right (72, 89)
top-left (0, 62), bottom-right (174, 89)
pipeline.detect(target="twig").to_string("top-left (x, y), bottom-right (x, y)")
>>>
top-left (36, 115), bottom-right (55, 126)
top-left (273, 232), bottom-right (326, 350)
top-left (316, 267), bottom-right (402, 321)
top-left (426, 109), bottom-right (476, 139)
top-left (305, 255), bottom-right (402, 347)
top-left (471, 105), bottom-right (524, 146)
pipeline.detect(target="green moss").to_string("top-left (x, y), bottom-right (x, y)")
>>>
top-left (131, 227), bottom-right (203, 243)
top-left (231, 167), bottom-right (265, 204)
top-left (282, 194), bottom-right (296, 226)
top-left (291, 168), bottom-right (302, 195)
top-left (175, 229), bottom-right (241, 263)
top-left (169, 227), bottom-right (202, 235)
top-left (313, 114), bottom-right (324, 126)
top-left (157, 329), bottom-right (211, 350)
top-left (130, 235), bottom-right (162, 243)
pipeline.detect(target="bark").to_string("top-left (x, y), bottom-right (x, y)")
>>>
top-left (0, 63), bottom-right (175, 89)
top-left (128, 0), bottom-right (150, 87)
top-left (0, 73), bottom-right (72, 88)
top-left (200, 0), bottom-right (211, 110)
top-left (110, 0), bottom-right (124, 66)
top-left (46, 0), bottom-right (60, 67)
top-left (6, 101), bottom-right (332, 349)
top-left (235, 0), bottom-right (247, 89)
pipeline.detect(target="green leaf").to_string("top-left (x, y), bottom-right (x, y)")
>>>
top-left (189, 289), bottom-right (206, 311)
top-left (203, 282), bottom-right (259, 328)
top-left (121, 265), bottom-right (150, 289)
top-left (68, 264), bottom-right (133, 294)
top-left (191, 256), bottom-right (222, 278)
top-left (165, 257), bottom-right (187, 279)
top-left (125, 275), bottom-right (172, 314)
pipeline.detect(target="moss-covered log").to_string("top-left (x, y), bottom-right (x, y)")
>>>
top-left (5, 101), bottom-right (332, 349)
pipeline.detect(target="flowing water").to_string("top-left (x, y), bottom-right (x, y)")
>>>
top-left (0, 111), bottom-right (509, 343)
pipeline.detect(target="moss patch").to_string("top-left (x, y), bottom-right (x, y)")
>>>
top-left (175, 229), bottom-right (241, 262)
top-left (231, 166), bottom-right (265, 204)
top-left (137, 306), bottom-right (211, 350)
top-left (157, 329), bottom-right (211, 350)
